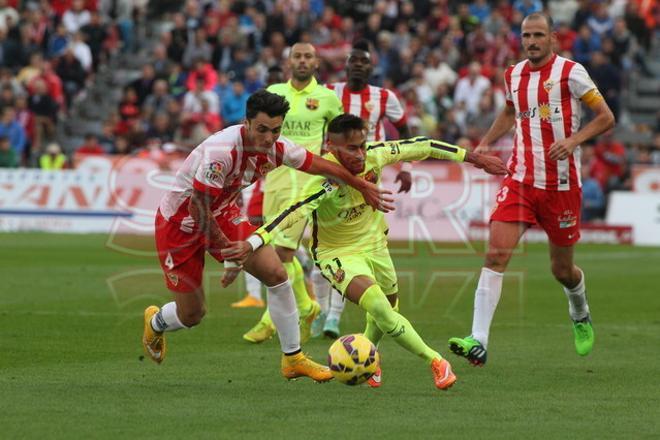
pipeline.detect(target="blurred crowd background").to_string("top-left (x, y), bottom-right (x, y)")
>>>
top-left (0, 0), bottom-right (658, 222)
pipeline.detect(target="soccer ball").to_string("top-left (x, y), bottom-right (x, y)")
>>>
top-left (327, 334), bottom-right (380, 385)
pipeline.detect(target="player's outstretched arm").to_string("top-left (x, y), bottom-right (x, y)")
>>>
top-left (372, 137), bottom-right (507, 175)
top-left (464, 151), bottom-right (509, 175)
top-left (304, 154), bottom-right (395, 212)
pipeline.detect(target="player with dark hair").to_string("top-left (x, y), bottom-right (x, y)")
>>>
top-left (223, 113), bottom-right (508, 389)
top-left (318, 39), bottom-right (414, 338)
top-left (448, 13), bottom-right (615, 366)
top-left (143, 90), bottom-right (388, 382)
top-left (243, 43), bottom-right (346, 344)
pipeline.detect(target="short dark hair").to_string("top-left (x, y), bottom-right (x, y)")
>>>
top-left (245, 89), bottom-right (290, 119)
top-left (267, 65), bottom-right (283, 74)
top-left (352, 39), bottom-right (370, 53)
top-left (524, 12), bottom-right (554, 31)
top-left (327, 113), bottom-right (365, 136)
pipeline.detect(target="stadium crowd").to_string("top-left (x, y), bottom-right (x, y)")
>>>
top-left (0, 0), bottom-right (658, 221)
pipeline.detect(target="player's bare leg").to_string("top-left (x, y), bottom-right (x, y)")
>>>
top-left (449, 221), bottom-right (528, 366)
top-left (346, 276), bottom-right (456, 390)
top-left (549, 242), bottom-right (594, 356)
top-left (244, 245), bottom-right (332, 382)
top-left (143, 287), bottom-right (205, 364)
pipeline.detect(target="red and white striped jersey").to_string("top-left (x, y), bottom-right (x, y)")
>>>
top-left (504, 54), bottom-right (599, 191)
top-left (327, 83), bottom-right (407, 141)
top-left (159, 124), bottom-right (313, 232)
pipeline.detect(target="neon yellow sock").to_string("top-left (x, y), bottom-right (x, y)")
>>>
top-left (285, 258), bottom-right (313, 314)
top-left (364, 298), bottom-right (398, 346)
top-left (359, 285), bottom-right (440, 364)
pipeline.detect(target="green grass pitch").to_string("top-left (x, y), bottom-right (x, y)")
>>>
top-left (1, 233), bottom-right (659, 439)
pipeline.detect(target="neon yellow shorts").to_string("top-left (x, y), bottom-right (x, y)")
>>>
top-left (263, 168), bottom-right (313, 250)
top-left (316, 249), bottom-right (398, 297)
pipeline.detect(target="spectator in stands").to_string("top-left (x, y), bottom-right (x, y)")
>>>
top-left (130, 64), bottom-right (156, 106)
top-left (76, 133), bottom-right (105, 155)
top-left (62, 0), bottom-right (91, 35)
top-left (112, 135), bottom-right (131, 155)
top-left (243, 66), bottom-right (264, 94)
top-left (573, 25), bottom-right (601, 65)
top-left (0, 83), bottom-right (14, 108)
top-left (589, 51), bottom-right (621, 119)
top-left (587, 3), bottom-right (614, 38)
top-left (185, 58), bottom-right (217, 92)
top-left (0, 106), bottom-right (26, 159)
top-left (80, 10), bottom-right (107, 71)
top-left (182, 76), bottom-right (219, 117)
top-left (581, 148), bottom-right (606, 222)
top-left (97, 122), bottom-right (115, 153)
top-left (556, 21), bottom-right (578, 53)
top-left (591, 131), bottom-right (627, 193)
top-left (453, 61), bottom-right (491, 117)
top-left (47, 23), bottom-right (69, 58)
top-left (182, 27), bottom-right (212, 69)
top-left (423, 50), bottom-right (458, 92)
top-left (142, 79), bottom-right (174, 122)
top-left (513, 0), bottom-right (543, 17)
top-left (0, 0), bottom-right (18, 34)
top-left (221, 81), bottom-right (248, 127)
top-left (56, 48), bottom-right (87, 109)
top-left (152, 44), bottom-right (173, 79)
top-left (29, 77), bottom-right (59, 152)
top-left (14, 95), bottom-right (33, 149)
top-left (147, 112), bottom-right (175, 144)
top-left (0, 134), bottom-right (16, 167)
top-left (39, 142), bottom-right (67, 170)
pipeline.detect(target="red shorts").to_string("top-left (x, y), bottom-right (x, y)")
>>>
top-left (154, 207), bottom-right (257, 293)
top-left (490, 177), bottom-right (582, 246)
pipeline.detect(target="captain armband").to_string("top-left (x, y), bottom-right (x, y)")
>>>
top-left (581, 89), bottom-right (605, 109)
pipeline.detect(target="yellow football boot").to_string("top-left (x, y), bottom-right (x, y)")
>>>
top-left (281, 352), bottom-right (333, 382)
top-left (243, 320), bottom-right (276, 343)
top-left (142, 306), bottom-right (166, 364)
top-left (231, 295), bottom-right (265, 308)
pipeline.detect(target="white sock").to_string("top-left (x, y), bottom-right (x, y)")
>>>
top-left (312, 267), bottom-right (331, 314)
top-left (563, 268), bottom-right (590, 321)
top-left (244, 272), bottom-right (262, 300)
top-left (471, 268), bottom-right (504, 348)
top-left (327, 289), bottom-right (345, 322)
top-left (151, 301), bottom-right (187, 333)
top-left (267, 280), bottom-right (301, 354)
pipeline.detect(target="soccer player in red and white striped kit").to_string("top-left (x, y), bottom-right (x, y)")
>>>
top-left (449, 13), bottom-right (615, 365)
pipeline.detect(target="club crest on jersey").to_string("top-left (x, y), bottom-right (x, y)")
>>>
top-left (364, 100), bottom-right (375, 112)
top-left (206, 161), bottom-right (223, 181)
top-left (543, 79), bottom-right (555, 92)
top-left (333, 268), bottom-right (346, 283)
top-left (259, 162), bottom-right (275, 175)
top-left (364, 170), bottom-right (378, 184)
top-left (305, 98), bottom-right (319, 110)
top-left (558, 210), bottom-right (577, 229)
top-left (167, 272), bottom-right (179, 286)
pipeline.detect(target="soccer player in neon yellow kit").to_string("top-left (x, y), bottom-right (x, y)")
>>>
top-left (243, 43), bottom-right (415, 343)
top-left (224, 114), bottom-right (508, 388)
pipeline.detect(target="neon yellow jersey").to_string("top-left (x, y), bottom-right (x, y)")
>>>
top-left (256, 137), bottom-right (467, 260)
top-left (265, 78), bottom-right (343, 191)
